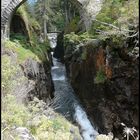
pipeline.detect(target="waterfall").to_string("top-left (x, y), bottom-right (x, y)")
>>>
top-left (47, 33), bottom-right (99, 140)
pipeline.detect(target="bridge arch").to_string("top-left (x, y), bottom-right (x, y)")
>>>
top-left (1, 0), bottom-right (102, 39)
top-left (1, 0), bottom-right (81, 39)
top-left (1, 0), bottom-right (27, 39)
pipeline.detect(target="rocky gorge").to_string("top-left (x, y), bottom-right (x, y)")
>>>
top-left (1, 0), bottom-right (139, 139)
top-left (63, 36), bottom-right (139, 139)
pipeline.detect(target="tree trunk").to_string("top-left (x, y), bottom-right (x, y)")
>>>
top-left (44, 18), bottom-right (47, 40)
top-left (43, 0), bottom-right (47, 40)
top-left (64, 0), bottom-right (69, 25)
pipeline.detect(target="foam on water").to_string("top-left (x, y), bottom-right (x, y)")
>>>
top-left (51, 66), bottom-right (59, 70)
top-left (52, 75), bottom-right (65, 81)
top-left (74, 105), bottom-right (99, 140)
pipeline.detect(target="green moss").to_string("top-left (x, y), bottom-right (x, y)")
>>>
top-left (3, 40), bottom-right (40, 63)
top-left (15, 4), bottom-right (42, 43)
top-left (16, 5), bottom-right (31, 39)
top-left (4, 31), bottom-right (51, 63)
top-left (94, 69), bottom-right (106, 84)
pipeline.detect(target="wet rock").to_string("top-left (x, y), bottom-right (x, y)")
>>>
top-left (53, 31), bottom-right (64, 62)
top-left (22, 58), bottom-right (54, 102)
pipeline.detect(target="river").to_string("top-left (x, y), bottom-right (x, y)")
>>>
top-left (47, 33), bottom-right (99, 140)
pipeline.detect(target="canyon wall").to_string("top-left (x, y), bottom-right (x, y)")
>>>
top-left (64, 38), bottom-right (139, 138)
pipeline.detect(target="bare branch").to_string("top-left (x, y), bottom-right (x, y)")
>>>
top-left (95, 29), bottom-right (139, 39)
top-left (93, 19), bottom-right (136, 33)
top-left (2, 127), bottom-right (9, 133)
top-left (124, 31), bottom-right (139, 38)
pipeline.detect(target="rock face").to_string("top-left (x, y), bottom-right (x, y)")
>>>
top-left (20, 58), bottom-right (54, 103)
top-left (13, 127), bottom-right (35, 140)
top-left (64, 39), bottom-right (139, 138)
top-left (53, 32), bottom-right (64, 62)
top-left (2, 46), bottom-right (54, 104)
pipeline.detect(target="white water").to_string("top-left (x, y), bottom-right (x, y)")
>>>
top-left (47, 33), bottom-right (57, 48)
top-left (47, 33), bottom-right (99, 140)
top-left (74, 105), bottom-right (99, 140)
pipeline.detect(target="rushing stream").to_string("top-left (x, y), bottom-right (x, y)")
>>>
top-left (47, 33), bottom-right (99, 140)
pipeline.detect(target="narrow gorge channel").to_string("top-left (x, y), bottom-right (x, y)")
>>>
top-left (1, 0), bottom-right (138, 139)
top-left (48, 33), bottom-right (99, 140)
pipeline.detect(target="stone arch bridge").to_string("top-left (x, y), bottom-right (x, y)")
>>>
top-left (1, 0), bottom-right (103, 38)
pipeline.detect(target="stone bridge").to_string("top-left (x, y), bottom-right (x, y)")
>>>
top-left (1, 0), bottom-right (103, 39)
top-left (1, 0), bottom-right (26, 38)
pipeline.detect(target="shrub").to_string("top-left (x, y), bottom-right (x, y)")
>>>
top-left (3, 40), bottom-right (40, 63)
top-left (2, 55), bottom-right (19, 94)
top-left (2, 94), bottom-right (82, 140)
top-left (64, 16), bottom-right (80, 33)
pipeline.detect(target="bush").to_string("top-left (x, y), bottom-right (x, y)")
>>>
top-left (64, 32), bottom-right (94, 47)
top-left (2, 55), bottom-right (20, 94)
top-left (64, 16), bottom-right (80, 33)
top-left (2, 94), bottom-right (82, 140)
top-left (3, 40), bottom-right (40, 63)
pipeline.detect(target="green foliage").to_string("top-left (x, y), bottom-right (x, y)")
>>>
top-left (110, 34), bottom-right (125, 47)
top-left (16, 5), bottom-right (31, 37)
top-left (89, 0), bottom-right (138, 38)
top-left (15, 4), bottom-right (41, 42)
top-left (79, 32), bottom-right (94, 42)
top-left (94, 69), bottom-right (106, 84)
top-left (1, 54), bottom-right (80, 138)
top-left (10, 33), bottom-right (28, 41)
top-left (13, 5), bottom-right (51, 61)
top-left (29, 17), bottom-right (41, 31)
top-left (64, 16), bottom-right (80, 33)
top-left (2, 95), bottom-right (31, 127)
top-left (2, 1), bottom-right (82, 140)
top-left (3, 39), bottom-right (40, 63)
top-left (2, 95), bottom-right (81, 140)
top-left (64, 32), bottom-right (94, 46)
top-left (64, 32), bottom-right (80, 44)
top-left (6, 31), bottom-right (51, 63)
top-left (34, 0), bottom-right (65, 31)
top-left (51, 12), bottom-right (65, 30)
top-left (1, 56), bottom-right (19, 94)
